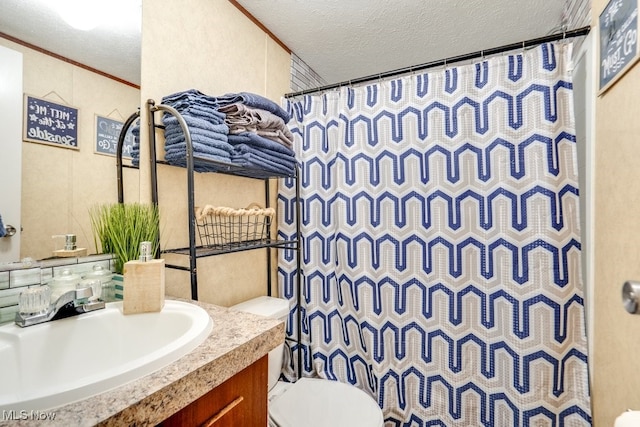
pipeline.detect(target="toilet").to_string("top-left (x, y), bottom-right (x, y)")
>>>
top-left (231, 296), bottom-right (385, 427)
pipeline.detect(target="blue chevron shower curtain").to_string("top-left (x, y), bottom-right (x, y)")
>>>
top-left (278, 42), bottom-right (591, 426)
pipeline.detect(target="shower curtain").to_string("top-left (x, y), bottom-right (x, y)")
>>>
top-left (278, 42), bottom-right (591, 426)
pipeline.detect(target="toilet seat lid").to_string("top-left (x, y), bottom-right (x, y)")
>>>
top-left (269, 378), bottom-right (384, 427)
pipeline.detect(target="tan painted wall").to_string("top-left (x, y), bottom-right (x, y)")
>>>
top-left (0, 37), bottom-right (140, 262)
top-left (140, 0), bottom-right (291, 306)
top-left (591, 1), bottom-right (640, 425)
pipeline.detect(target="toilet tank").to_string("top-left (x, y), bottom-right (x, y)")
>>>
top-left (230, 296), bottom-right (289, 391)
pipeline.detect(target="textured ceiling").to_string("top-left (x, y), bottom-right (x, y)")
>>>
top-left (0, 0), bottom-right (567, 88)
top-left (236, 0), bottom-right (568, 85)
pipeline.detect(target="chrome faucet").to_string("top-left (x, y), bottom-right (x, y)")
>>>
top-left (15, 285), bottom-right (105, 327)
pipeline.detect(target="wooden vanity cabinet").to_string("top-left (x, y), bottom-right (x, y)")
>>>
top-left (159, 355), bottom-right (268, 427)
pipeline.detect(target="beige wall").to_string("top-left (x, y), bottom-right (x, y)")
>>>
top-left (591, 0), bottom-right (640, 425)
top-left (140, 0), bottom-right (291, 306)
top-left (0, 37), bottom-right (140, 262)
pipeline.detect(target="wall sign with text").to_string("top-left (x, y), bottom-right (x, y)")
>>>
top-left (599, 0), bottom-right (640, 93)
top-left (95, 115), bottom-right (135, 159)
top-left (23, 95), bottom-right (79, 149)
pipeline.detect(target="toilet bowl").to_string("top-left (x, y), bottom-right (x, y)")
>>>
top-left (231, 296), bottom-right (384, 427)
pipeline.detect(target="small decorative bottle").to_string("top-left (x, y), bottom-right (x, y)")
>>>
top-left (123, 241), bottom-right (165, 314)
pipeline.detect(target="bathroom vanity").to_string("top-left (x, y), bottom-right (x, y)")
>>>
top-left (160, 356), bottom-right (268, 426)
top-left (7, 299), bottom-right (284, 426)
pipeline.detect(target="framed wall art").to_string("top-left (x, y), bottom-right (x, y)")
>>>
top-left (95, 115), bottom-right (134, 159)
top-left (599, 0), bottom-right (640, 94)
top-left (23, 94), bottom-right (79, 149)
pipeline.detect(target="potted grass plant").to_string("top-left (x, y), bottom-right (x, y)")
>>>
top-left (89, 203), bottom-right (160, 275)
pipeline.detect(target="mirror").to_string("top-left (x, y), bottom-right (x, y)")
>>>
top-left (0, 0), bottom-right (142, 263)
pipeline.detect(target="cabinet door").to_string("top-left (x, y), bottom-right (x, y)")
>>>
top-left (160, 355), bottom-right (268, 427)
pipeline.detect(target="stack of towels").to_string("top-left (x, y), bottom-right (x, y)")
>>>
top-left (130, 122), bottom-right (140, 166)
top-left (128, 89), bottom-right (297, 176)
top-left (215, 92), bottom-right (296, 176)
top-left (157, 89), bottom-right (296, 176)
top-left (160, 90), bottom-right (233, 172)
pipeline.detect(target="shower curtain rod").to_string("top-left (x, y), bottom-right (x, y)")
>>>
top-left (284, 25), bottom-right (591, 98)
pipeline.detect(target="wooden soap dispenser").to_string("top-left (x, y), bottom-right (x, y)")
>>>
top-left (123, 241), bottom-right (165, 314)
top-left (52, 234), bottom-right (87, 258)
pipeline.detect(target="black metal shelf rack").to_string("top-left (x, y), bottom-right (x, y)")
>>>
top-left (116, 98), bottom-right (303, 379)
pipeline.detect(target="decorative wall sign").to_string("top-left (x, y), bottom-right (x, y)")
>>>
top-left (95, 115), bottom-right (134, 159)
top-left (599, 0), bottom-right (640, 94)
top-left (23, 95), bottom-right (79, 149)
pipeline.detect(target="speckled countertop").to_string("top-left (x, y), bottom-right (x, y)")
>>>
top-left (3, 298), bottom-right (284, 427)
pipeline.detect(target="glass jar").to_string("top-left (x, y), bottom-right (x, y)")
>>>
top-left (83, 264), bottom-right (114, 302)
top-left (49, 269), bottom-right (81, 302)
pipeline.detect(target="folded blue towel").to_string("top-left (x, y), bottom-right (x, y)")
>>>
top-left (165, 142), bottom-right (232, 159)
top-left (131, 130), bottom-right (140, 166)
top-left (168, 104), bottom-right (221, 118)
top-left (227, 132), bottom-right (295, 156)
top-left (165, 151), bottom-right (234, 173)
top-left (161, 88), bottom-right (209, 101)
top-left (125, 123), bottom-right (140, 166)
top-left (0, 213), bottom-right (6, 238)
top-left (231, 151), bottom-right (295, 176)
top-left (165, 149), bottom-right (230, 162)
top-left (215, 92), bottom-right (290, 123)
top-left (164, 133), bottom-right (229, 149)
top-left (162, 115), bottom-right (229, 134)
top-left (164, 132), bottom-right (233, 153)
top-left (162, 104), bottom-right (226, 124)
top-left (162, 89), bottom-right (219, 108)
top-left (231, 143), bottom-right (296, 169)
top-left (164, 125), bottom-right (230, 143)
top-left (130, 124), bottom-right (140, 162)
top-left (179, 108), bottom-right (226, 124)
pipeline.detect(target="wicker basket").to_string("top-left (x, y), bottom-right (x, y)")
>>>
top-left (195, 203), bottom-right (275, 247)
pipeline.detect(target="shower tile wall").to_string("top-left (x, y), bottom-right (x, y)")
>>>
top-left (0, 254), bottom-right (115, 325)
top-left (564, 0), bottom-right (591, 28)
top-left (561, 0), bottom-right (591, 54)
top-left (290, 52), bottom-right (327, 92)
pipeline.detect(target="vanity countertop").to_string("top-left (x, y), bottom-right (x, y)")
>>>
top-left (7, 298), bottom-right (284, 426)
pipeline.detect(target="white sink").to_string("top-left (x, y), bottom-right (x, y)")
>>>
top-left (0, 300), bottom-right (213, 411)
